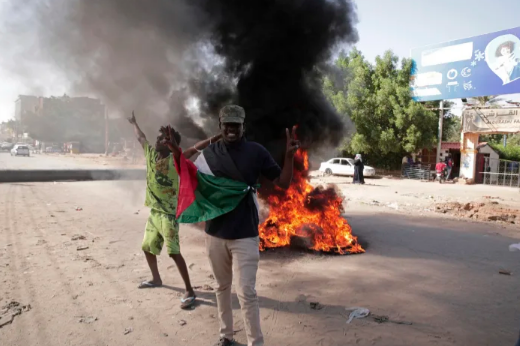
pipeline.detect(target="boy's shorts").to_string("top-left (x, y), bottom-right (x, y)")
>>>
top-left (142, 209), bottom-right (180, 255)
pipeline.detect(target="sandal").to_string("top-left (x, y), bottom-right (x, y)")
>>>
top-left (138, 281), bottom-right (162, 289)
top-left (180, 295), bottom-right (196, 309)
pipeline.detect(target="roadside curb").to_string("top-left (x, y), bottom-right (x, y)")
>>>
top-left (0, 169), bottom-right (146, 183)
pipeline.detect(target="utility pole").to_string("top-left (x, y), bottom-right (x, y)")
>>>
top-left (104, 105), bottom-right (109, 156)
top-left (437, 100), bottom-right (443, 163)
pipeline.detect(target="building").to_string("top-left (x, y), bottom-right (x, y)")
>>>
top-left (37, 95), bottom-right (105, 119)
top-left (14, 95), bottom-right (39, 136)
top-left (419, 142), bottom-right (461, 166)
top-left (14, 94), bottom-right (107, 153)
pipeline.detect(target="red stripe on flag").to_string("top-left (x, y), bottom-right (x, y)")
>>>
top-left (174, 151), bottom-right (198, 219)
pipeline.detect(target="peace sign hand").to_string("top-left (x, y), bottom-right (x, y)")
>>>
top-left (161, 125), bottom-right (179, 152)
top-left (285, 126), bottom-right (300, 158)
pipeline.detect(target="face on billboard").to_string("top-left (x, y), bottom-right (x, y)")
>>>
top-left (485, 34), bottom-right (520, 85)
top-left (411, 27), bottom-right (520, 102)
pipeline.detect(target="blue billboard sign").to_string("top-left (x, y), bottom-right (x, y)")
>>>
top-left (411, 27), bottom-right (520, 102)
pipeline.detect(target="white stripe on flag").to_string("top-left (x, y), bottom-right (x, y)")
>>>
top-left (193, 152), bottom-right (214, 176)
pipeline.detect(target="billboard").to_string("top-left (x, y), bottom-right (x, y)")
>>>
top-left (411, 27), bottom-right (520, 102)
top-left (463, 107), bottom-right (520, 133)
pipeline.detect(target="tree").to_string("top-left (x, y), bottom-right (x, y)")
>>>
top-left (469, 95), bottom-right (503, 107)
top-left (442, 111), bottom-right (462, 142)
top-left (323, 49), bottom-right (439, 169)
top-left (22, 96), bottom-right (106, 152)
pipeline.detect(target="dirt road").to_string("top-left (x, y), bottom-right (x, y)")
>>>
top-left (1, 181), bottom-right (519, 345)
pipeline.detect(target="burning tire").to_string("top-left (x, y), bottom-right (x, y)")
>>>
top-left (259, 151), bottom-right (364, 255)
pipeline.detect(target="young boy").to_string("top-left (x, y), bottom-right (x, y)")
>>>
top-left (128, 111), bottom-right (220, 309)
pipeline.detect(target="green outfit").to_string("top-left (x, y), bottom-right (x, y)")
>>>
top-left (141, 142), bottom-right (180, 255)
top-left (142, 209), bottom-right (180, 255)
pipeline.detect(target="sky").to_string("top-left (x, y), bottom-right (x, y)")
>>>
top-left (1, 0), bottom-right (520, 122)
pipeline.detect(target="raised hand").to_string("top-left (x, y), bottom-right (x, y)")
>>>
top-left (285, 126), bottom-right (300, 157)
top-left (161, 125), bottom-right (179, 153)
top-left (128, 111), bottom-right (137, 125)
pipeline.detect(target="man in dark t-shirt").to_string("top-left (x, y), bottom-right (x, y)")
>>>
top-left (194, 105), bottom-right (300, 346)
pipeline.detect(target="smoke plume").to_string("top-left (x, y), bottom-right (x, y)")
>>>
top-left (3, 0), bottom-right (358, 156)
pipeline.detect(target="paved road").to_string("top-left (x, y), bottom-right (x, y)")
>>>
top-left (1, 181), bottom-right (519, 346)
top-left (0, 151), bottom-right (135, 170)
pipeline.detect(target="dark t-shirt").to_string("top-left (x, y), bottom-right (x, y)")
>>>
top-left (204, 138), bottom-right (282, 239)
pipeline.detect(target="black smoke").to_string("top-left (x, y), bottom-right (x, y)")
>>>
top-left (3, 0), bottom-right (358, 157)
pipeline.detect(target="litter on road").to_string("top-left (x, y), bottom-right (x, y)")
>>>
top-left (346, 307), bottom-right (370, 324)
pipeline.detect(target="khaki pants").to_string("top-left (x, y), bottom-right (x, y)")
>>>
top-left (206, 234), bottom-right (263, 346)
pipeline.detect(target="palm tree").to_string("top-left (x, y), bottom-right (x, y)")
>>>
top-left (469, 95), bottom-right (503, 107)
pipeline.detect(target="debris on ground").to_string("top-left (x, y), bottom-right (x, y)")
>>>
top-left (75, 207), bottom-right (83, 211)
top-left (309, 302), bottom-right (324, 310)
top-left (193, 285), bottom-right (215, 291)
top-left (78, 316), bottom-right (97, 324)
top-left (178, 319), bottom-right (187, 326)
top-left (0, 301), bottom-right (32, 328)
top-left (499, 269), bottom-right (512, 276)
top-left (71, 234), bottom-right (86, 241)
top-left (435, 202), bottom-right (519, 224)
top-left (346, 307), bottom-right (370, 324)
top-left (509, 243), bottom-right (520, 252)
top-left (483, 196), bottom-right (503, 200)
top-left (77, 246), bottom-right (89, 251)
top-left (124, 327), bottom-right (133, 335)
top-left (36, 239), bottom-right (47, 246)
top-left (371, 314), bottom-right (413, 325)
top-left (372, 314), bottom-right (388, 323)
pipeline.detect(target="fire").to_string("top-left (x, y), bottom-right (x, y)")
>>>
top-left (259, 150), bottom-right (364, 255)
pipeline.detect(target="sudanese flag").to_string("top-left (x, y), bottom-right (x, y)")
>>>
top-left (174, 142), bottom-right (258, 223)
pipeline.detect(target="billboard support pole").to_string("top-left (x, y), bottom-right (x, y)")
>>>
top-left (437, 100), bottom-right (444, 162)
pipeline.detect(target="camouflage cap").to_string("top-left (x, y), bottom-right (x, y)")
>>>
top-left (219, 105), bottom-right (245, 124)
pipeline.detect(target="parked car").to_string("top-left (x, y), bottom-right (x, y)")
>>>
top-left (319, 158), bottom-right (376, 177)
top-left (1, 142), bottom-right (13, 151)
top-left (10, 144), bottom-right (30, 157)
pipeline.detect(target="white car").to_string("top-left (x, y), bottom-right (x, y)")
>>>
top-left (319, 158), bottom-right (375, 177)
top-left (10, 144), bottom-right (30, 157)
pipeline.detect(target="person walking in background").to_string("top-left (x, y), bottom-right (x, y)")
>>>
top-left (127, 111), bottom-right (220, 309)
top-left (353, 154), bottom-right (365, 184)
top-left (445, 154), bottom-right (453, 180)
